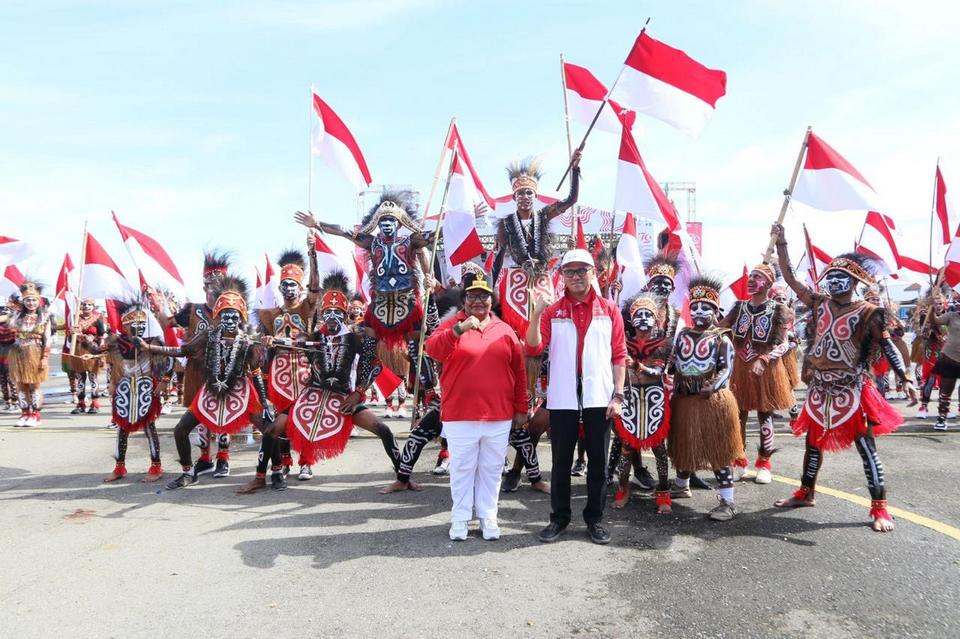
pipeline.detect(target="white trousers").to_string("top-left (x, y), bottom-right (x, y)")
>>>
top-left (442, 420), bottom-right (512, 522)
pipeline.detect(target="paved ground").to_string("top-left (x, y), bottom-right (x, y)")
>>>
top-left (1, 381), bottom-right (959, 638)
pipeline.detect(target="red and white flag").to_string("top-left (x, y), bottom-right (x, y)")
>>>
top-left (799, 226), bottom-right (833, 286)
top-left (718, 265), bottom-right (749, 314)
top-left (0, 264), bottom-right (25, 300)
top-left (80, 232), bottom-right (136, 300)
top-left (792, 131), bottom-right (881, 212)
top-left (311, 92), bottom-right (373, 191)
top-left (608, 31), bottom-right (726, 138)
top-left (856, 211), bottom-right (900, 275)
top-left (0, 236), bottom-right (33, 267)
top-left (898, 254), bottom-right (937, 277)
top-left (573, 214), bottom-right (587, 250)
top-left (252, 254), bottom-right (280, 311)
top-left (935, 165), bottom-right (955, 247)
top-left (943, 225), bottom-right (960, 288)
top-left (441, 152), bottom-right (485, 267)
top-left (444, 123), bottom-right (495, 209)
top-left (373, 365), bottom-right (403, 400)
top-left (614, 128), bottom-right (681, 231)
top-left (563, 61), bottom-right (636, 133)
top-left (54, 254), bottom-right (76, 322)
top-left (112, 211), bottom-right (185, 295)
top-left (615, 212), bottom-right (647, 305)
top-left (313, 232), bottom-right (371, 301)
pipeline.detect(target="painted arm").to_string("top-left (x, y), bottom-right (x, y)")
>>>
top-left (771, 224), bottom-right (814, 307)
top-left (306, 237), bottom-right (320, 298)
top-left (712, 334), bottom-right (735, 392)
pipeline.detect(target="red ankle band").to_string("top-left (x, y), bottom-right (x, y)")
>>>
top-left (754, 457), bottom-right (772, 470)
top-left (655, 491), bottom-right (672, 507)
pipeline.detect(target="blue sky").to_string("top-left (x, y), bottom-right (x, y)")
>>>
top-left (3, 0), bottom-right (959, 297)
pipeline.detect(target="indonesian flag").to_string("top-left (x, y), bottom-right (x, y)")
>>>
top-left (112, 211), bottom-right (185, 295)
top-left (444, 123), bottom-right (495, 208)
top-left (573, 214), bottom-right (587, 249)
top-left (935, 165), bottom-right (955, 246)
top-left (718, 264), bottom-right (749, 314)
top-left (800, 226), bottom-right (833, 286)
top-left (563, 61), bottom-right (636, 133)
top-left (856, 211), bottom-right (901, 275)
top-left (944, 225), bottom-right (960, 288)
top-left (80, 232), bottom-right (136, 301)
top-left (792, 131), bottom-right (881, 212)
top-left (311, 92), bottom-right (373, 191)
top-left (0, 236), bottom-right (33, 267)
top-left (373, 365), bottom-right (402, 400)
top-left (608, 31), bottom-right (726, 138)
top-left (252, 254), bottom-right (280, 311)
top-left (898, 254), bottom-right (937, 277)
top-left (0, 264), bottom-right (25, 300)
top-left (54, 254), bottom-right (76, 322)
top-left (441, 152), bottom-right (485, 268)
top-left (614, 127), bottom-right (680, 231)
top-left (313, 232), bottom-right (370, 300)
top-left (615, 212), bottom-right (647, 306)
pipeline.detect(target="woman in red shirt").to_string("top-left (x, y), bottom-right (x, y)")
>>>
top-left (425, 273), bottom-right (528, 541)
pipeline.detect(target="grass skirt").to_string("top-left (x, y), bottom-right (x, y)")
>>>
top-left (730, 357), bottom-right (794, 412)
top-left (9, 343), bottom-right (48, 385)
top-left (783, 348), bottom-right (801, 388)
top-left (668, 388), bottom-right (743, 472)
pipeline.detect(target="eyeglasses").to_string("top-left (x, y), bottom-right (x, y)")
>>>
top-left (465, 292), bottom-right (491, 302)
top-left (561, 267), bottom-right (593, 278)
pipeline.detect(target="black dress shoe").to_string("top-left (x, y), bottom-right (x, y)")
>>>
top-left (587, 523), bottom-right (611, 545)
top-left (501, 470), bottom-right (521, 493)
top-left (689, 473), bottom-right (711, 490)
top-left (537, 522), bottom-right (567, 543)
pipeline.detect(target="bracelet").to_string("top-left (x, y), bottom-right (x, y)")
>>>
top-left (452, 324), bottom-right (463, 337)
top-left (612, 392), bottom-right (625, 402)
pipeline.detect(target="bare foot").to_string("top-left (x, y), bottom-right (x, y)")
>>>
top-left (379, 480), bottom-right (420, 494)
top-left (657, 503), bottom-right (672, 515)
top-left (774, 494), bottom-right (816, 508)
top-left (612, 489), bottom-right (630, 509)
top-left (141, 472), bottom-right (163, 483)
top-left (103, 471), bottom-right (126, 483)
top-left (872, 516), bottom-right (895, 532)
top-left (530, 480), bottom-right (550, 494)
top-left (236, 477), bottom-right (267, 495)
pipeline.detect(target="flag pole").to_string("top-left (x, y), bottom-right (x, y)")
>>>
top-left (409, 151), bottom-right (457, 431)
top-left (421, 117), bottom-right (456, 221)
top-left (803, 223), bottom-right (819, 282)
top-left (559, 53), bottom-right (578, 241)
top-left (308, 86), bottom-right (315, 212)
top-left (70, 220), bottom-right (89, 356)
top-left (764, 126), bottom-right (812, 262)
top-left (929, 157), bottom-right (941, 285)
top-left (556, 17), bottom-right (649, 191)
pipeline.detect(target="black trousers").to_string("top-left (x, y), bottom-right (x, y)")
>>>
top-left (549, 407), bottom-right (610, 526)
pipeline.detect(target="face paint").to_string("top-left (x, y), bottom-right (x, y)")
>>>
top-left (631, 308), bottom-right (657, 332)
top-left (824, 270), bottom-right (853, 297)
top-left (219, 309), bottom-right (242, 333)
top-left (279, 279), bottom-right (300, 302)
top-left (126, 321), bottom-right (147, 338)
top-left (773, 293), bottom-right (788, 305)
top-left (689, 301), bottom-right (717, 329)
top-left (647, 276), bottom-right (674, 299)
top-left (514, 187), bottom-right (536, 213)
top-left (23, 297), bottom-right (39, 311)
top-left (322, 308), bottom-right (347, 333)
top-left (378, 217), bottom-right (399, 238)
top-left (80, 302), bottom-right (95, 315)
top-left (746, 273), bottom-right (769, 296)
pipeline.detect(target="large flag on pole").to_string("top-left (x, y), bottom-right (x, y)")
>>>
top-left (935, 165), bottom-right (955, 246)
top-left (899, 254), bottom-right (938, 277)
top-left (80, 232), bottom-right (136, 300)
top-left (615, 212), bottom-right (646, 305)
top-left (444, 124), bottom-right (495, 209)
top-left (441, 152), bottom-right (485, 267)
top-left (112, 211), bottom-right (185, 295)
top-left (0, 264), bottom-right (25, 299)
top-left (943, 224), bottom-right (960, 288)
top-left (0, 236), bottom-right (33, 267)
top-left (801, 226), bottom-right (833, 286)
top-left (614, 128), bottom-right (681, 231)
top-left (608, 31), bottom-right (726, 138)
top-left (54, 254), bottom-right (76, 323)
top-left (563, 61), bottom-right (636, 133)
top-left (857, 211), bottom-right (901, 275)
top-left (791, 131), bottom-right (881, 212)
top-left (311, 92), bottom-right (373, 191)
top-left (312, 232), bottom-right (370, 300)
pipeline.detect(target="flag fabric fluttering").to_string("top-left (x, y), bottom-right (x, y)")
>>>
top-left (943, 224), bottom-right (960, 288)
top-left (898, 254), bottom-right (937, 277)
top-left (856, 211), bottom-right (901, 275)
top-left (791, 131), bottom-right (881, 212)
top-left (0, 264), bottom-right (25, 300)
top-left (573, 214), bottom-right (587, 250)
top-left (252, 254), bottom-right (280, 311)
top-left (614, 128), bottom-right (681, 232)
top-left (373, 365), bottom-right (403, 400)
top-left (440, 152), bottom-right (485, 267)
top-left (608, 31), bottom-right (726, 138)
top-left (615, 212), bottom-right (647, 306)
top-left (312, 232), bottom-right (370, 301)
top-left (800, 226), bottom-right (833, 286)
top-left (53, 254), bottom-right (76, 324)
top-left (311, 91), bottom-right (373, 191)
top-left (112, 211), bottom-right (185, 295)
top-left (80, 232), bottom-right (136, 301)
top-left (563, 61), bottom-right (636, 133)
top-left (444, 123), bottom-right (495, 209)
top-left (0, 236), bottom-right (34, 267)
top-left (935, 165), bottom-right (955, 247)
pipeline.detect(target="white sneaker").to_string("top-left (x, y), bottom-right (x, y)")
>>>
top-left (949, 412), bottom-right (957, 420)
top-left (24, 412), bottom-right (39, 427)
top-left (935, 420), bottom-right (949, 431)
top-left (732, 465), bottom-right (747, 482)
top-left (432, 458), bottom-right (450, 476)
top-left (298, 465), bottom-right (313, 481)
top-left (449, 521), bottom-right (468, 541)
top-left (755, 468), bottom-right (772, 484)
top-left (480, 518), bottom-right (501, 540)
top-left (917, 406), bottom-right (928, 419)
top-left (15, 412), bottom-right (27, 427)
top-left (161, 404), bottom-right (172, 415)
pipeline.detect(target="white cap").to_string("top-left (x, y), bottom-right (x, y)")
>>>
top-left (560, 248), bottom-right (595, 268)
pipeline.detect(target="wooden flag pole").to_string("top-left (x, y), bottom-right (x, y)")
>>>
top-left (308, 86), bottom-right (315, 212)
top-left (764, 126), bottom-right (812, 262)
top-left (70, 220), bottom-right (89, 356)
top-left (556, 18), bottom-right (650, 191)
top-left (559, 53), bottom-right (578, 241)
top-left (929, 157), bottom-right (941, 285)
top-left (408, 151), bottom-right (457, 431)
top-left (421, 117), bottom-right (456, 222)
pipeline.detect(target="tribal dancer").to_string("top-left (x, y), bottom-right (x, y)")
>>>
top-left (911, 288), bottom-right (944, 419)
top-left (99, 299), bottom-right (172, 482)
top-left (156, 252), bottom-right (233, 477)
top-left (612, 293), bottom-right (675, 514)
top-left (770, 285), bottom-right (802, 418)
top-left (0, 296), bottom-right (17, 411)
top-left (246, 272), bottom-right (395, 492)
top-left (772, 224), bottom-right (917, 532)
top-left (493, 155), bottom-right (581, 494)
top-left (865, 286), bottom-right (909, 399)
top-left (7, 282), bottom-right (51, 427)
top-left (929, 290), bottom-right (960, 431)
top-left (141, 276), bottom-right (276, 490)
top-left (256, 244), bottom-right (319, 481)
top-left (667, 276), bottom-right (743, 521)
top-left (720, 263), bottom-right (794, 484)
top-left (67, 298), bottom-right (107, 414)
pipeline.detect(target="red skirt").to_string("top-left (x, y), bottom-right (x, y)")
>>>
top-left (267, 349), bottom-right (311, 412)
top-left (792, 374), bottom-right (901, 452)
top-left (189, 379), bottom-right (262, 435)
top-left (287, 387), bottom-right (355, 465)
top-left (364, 291), bottom-right (422, 348)
top-left (615, 383), bottom-right (670, 450)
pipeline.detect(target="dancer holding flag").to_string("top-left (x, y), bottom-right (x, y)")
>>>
top-left (65, 298), bottom-right (106, 415)
top-left (6, 281), bottom-right (51, 427)
top-left (771, 223), bottom-right (917, 532)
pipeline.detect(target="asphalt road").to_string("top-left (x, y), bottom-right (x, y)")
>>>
top-left (1, 384), bottom-right (958, 638)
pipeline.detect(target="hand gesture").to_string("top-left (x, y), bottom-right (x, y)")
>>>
top-left (473, 201), bottom-right (489, 217)
top-left (457, 315), bottom-right (481, 334)
top-left (294, 211), bottom-right (317, 230)
top-left (751, 359), bottom-right (767, 377)
top-left (771, 223), bottom-right (785, 244)
top-left (531, 289), bottom-right (552, 316)
top-left (339, 390), bottom-right (362, 414)
top-left (571, 147), bottom-right (583, 168)
top-left (904, 381), bottom-right (919, 407)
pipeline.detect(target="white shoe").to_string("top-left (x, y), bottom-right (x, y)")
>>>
top-left (949, 412), bottom-right (957, 420)
top-left (161, 404), bottom-right (172, 415)
top-left (934, 420), bottom-right (949, 431)
top-left (298, 465), bottom-right (313, 481)
top-left (449, 521), bottom-right (468, 541)
top-left (732, 465), bottom-right (747, 482)
top-left (432, 458), bottom-right (450, 476)
top-left (754, 468), bottom-right (772, 484)
top-left (480, 518), bottom-right (501, 540)
top-left (917, 406), bottom-right (928, 419)
top-left (15, 412), bottom-right (28, 427)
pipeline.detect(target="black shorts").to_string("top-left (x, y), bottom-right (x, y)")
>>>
top-left (932, 355), bottom-right (960, 379)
